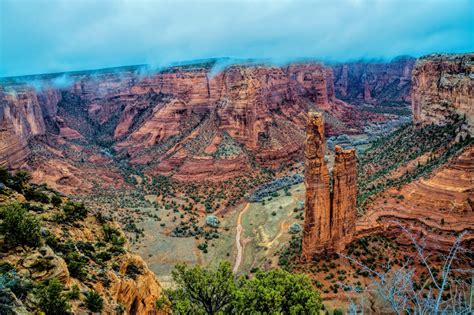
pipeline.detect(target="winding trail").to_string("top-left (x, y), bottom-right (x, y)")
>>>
top-left (233, 203), bottom-right (250, 273)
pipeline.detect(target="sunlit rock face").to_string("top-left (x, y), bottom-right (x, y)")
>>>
top-left (302, 112), bottom-right (357, 260)
top-left (331, 145), bottom-right (357, 245)
top-left (0, 86), bottom-right (61, 168)
top-left (0, 61), bottom-right (380, 190)
top-left (302, 112), bottom-right (331, 260)
top-left (411, 53), bottom-right (473, 134)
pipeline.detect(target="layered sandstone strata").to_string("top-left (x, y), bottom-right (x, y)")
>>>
top-left (0, 86), bottom-right (50, 167)
top-left (0, 63), bottom-right (378, 184)
top-left (0, 61), bottom-right (381, 191)
top-left (411, 53), bottom-right (473, 134)
top-left (302, 113), bottom-right (357, 260)
top-left (332, 56), bottom-right (415, 106)
top-left (358, 145), bottom-right (474, 250)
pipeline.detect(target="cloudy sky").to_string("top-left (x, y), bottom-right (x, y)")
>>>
top-left (0, 0), bottom-right (472, 77)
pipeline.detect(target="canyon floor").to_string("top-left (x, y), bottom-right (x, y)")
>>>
top-left (127, 177), bottom-right (305, 288)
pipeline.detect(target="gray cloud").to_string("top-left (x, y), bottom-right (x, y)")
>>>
top-left (1, 0), bottom-right (472, 77)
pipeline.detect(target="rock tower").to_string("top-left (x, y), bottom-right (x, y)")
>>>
top-left (302, 112), bottom-right (357, 261)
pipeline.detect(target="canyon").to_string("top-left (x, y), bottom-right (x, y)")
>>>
top-left (301, 53), bottom-right (473, 258)
top-left (1, 53), bottom-right (473, 313)
top-left (332, 56), bottom-right (415, 107)
top-left (0, 60), bottom-right (386, 193)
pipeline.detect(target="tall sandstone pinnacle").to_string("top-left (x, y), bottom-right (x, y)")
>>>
top-left (302, 112), bottom-right (331, 259)
top-left (302, 112), bottom-right (357, 261)
top-left (331, 145), bottom-right (357, 245)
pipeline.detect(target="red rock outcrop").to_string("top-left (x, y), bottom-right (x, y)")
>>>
top-left (411, 53), bottom-right (473, 134)
top-left (302, 113), bottom-right (357, 260)
top-left (358, 145), bottom-right (474, 250)
top-left (110, 254), bottom-right (164, 315)
top-left (331, 146), bottom-right (357, 245)
top-left (302, 112), bottom-right (331, 259)
top-left (0, 86), bottom-right (47, 168)
top-left (0, 61), bottom-right (382, 191)
top-left (332, 56), bottom-right (415, 106)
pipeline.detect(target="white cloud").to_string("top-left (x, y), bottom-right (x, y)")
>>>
top-left (0, 0), bottom-right (472, 77)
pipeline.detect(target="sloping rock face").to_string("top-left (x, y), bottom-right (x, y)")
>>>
top-left (411, 53), bottom-right (473, 134)
top-left (0, 86), bottom-right (60, 168)
top-left (0, 61), bottom-right (381, 190)
top-left (110, 254), bottom-right (164, 315)
top-left (358, 144), bottom-right (474, 250)
top-left (302, 113), bottom-right (357, 260)
top-left (332, 56), bottom-right (415, 106)
top-left (0, 180), bottom-right (163, 314)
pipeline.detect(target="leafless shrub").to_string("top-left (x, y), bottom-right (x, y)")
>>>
top-left (340, 222), bottom-right (473, 314)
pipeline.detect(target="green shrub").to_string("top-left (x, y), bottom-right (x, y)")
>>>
top-left (126, 263), bottom-right (143, 279)
top-left (84, 290), bottom-right (103, 312)
top-left (0, 263), bottom-right (15, 276)
top-left (35, 278), bottom-right (71, 315)
top-left (24, 188), bottom-right (50, 203)
top-left (63, 202), bottom-right (87, 221)
top-left (0, 203), bottom-right (41, 248)
top-left (51, 195), bottom-right (62, 207)
top-left (65, 252), bottom-right (87, 280)
top-left (95, 251), bottom-right (112, 262)
top-left (67, 284), bottom-right (80, 300)
top-left (9, 171), bottom-right (31, 193)
top-left (161, 262), bottom-right (322, 314)
top-left (31, 258), bottom-right (53, 272)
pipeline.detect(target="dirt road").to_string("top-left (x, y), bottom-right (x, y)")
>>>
top-left (233, 203), bottom-right (250, 273)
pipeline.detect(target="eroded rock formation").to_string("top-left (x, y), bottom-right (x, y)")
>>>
top-left (331, 145), bottom-right (357, 245)
top-left (332, 56), bottom-right (415, 106)
top-left (302, 112), bottom-right (357, 260)
top-left (0, 61), bottom-right (382, 192)
top-left (358, 144), bottom-right (474, 250)
top-left (302, 112), bottom-right (331, 258)
top-left (412, 53), bottom-right (473, 134)
top-left (0, 183), bottom-right (163, 314)
top-left (353, 53), bottom-right (474, 252)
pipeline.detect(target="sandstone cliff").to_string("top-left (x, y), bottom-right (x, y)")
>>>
top-left (353, 53), bottom-right (474, 251)
top-left (0, 61), bottom-right (381, 192)
top-left (332, 56), bottom-right (415, 107)
top-left (411, 53), bottom-right (473, 134)
top-left (302, 113), bottom-right (357, 260)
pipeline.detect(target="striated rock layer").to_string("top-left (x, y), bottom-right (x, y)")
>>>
top-left (0, 61), bottom-right (383, 191)
top-left (332, 56), bottom-right (415, 106)
top-left (411, 53), bottom-right (473, 134)
top-left (358, 145), bottom-right (474, 250)
top-left (302, 112), bottom-right (357, 260)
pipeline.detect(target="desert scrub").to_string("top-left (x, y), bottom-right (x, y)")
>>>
top-left (0, 203), bottom-right (42, 248)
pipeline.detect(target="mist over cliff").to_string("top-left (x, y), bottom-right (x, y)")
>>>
top-left (1, 0), bottom-right (472, 77)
